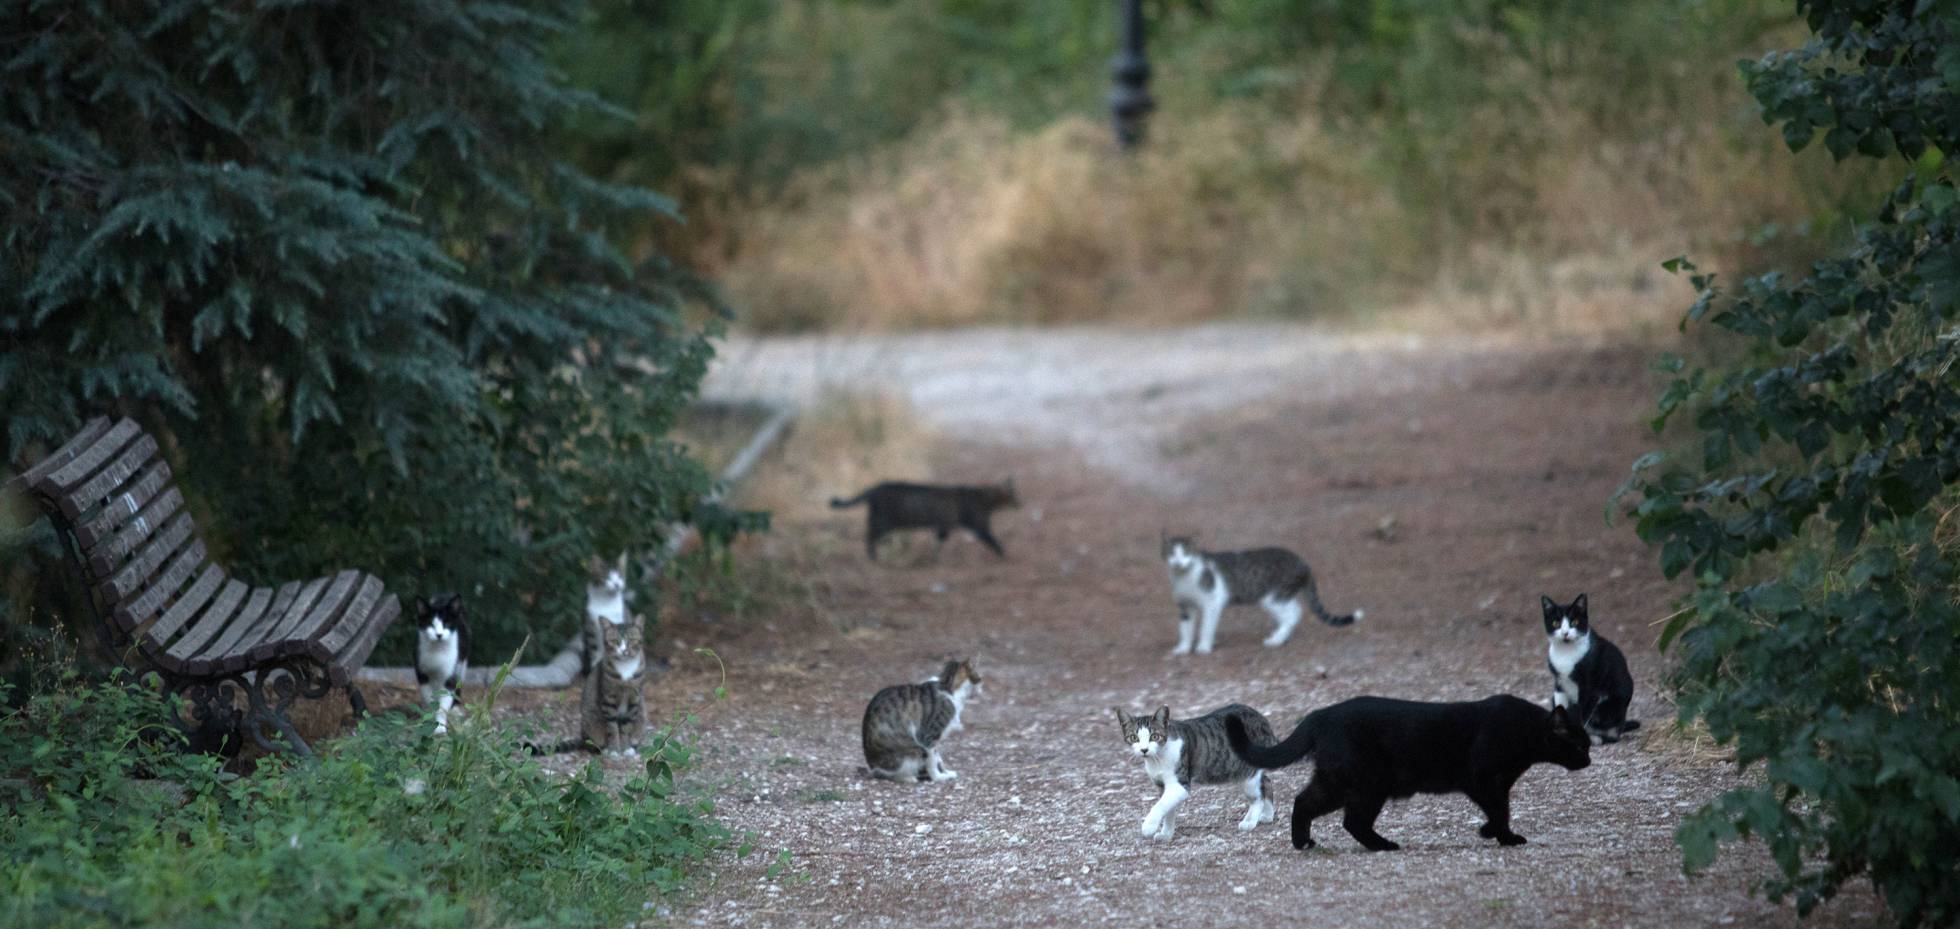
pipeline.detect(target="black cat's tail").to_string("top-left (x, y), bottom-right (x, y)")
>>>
top-left (829, 490), bottom-right (870, 509)
top-left (1227, 713), bottom-right (1316, 769)
top-left (1620, 719), bottom-right (1642, 733)
top-left (1296, 571), bottom-right (1362, 627)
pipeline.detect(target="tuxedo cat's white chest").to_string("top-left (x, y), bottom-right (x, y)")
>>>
top-left (1141, 737), bottom-right (1185, 785)
top-left (1548, 634), bottom-right (1590, 707)
top-left (417, 635), bottom-right (461, 676)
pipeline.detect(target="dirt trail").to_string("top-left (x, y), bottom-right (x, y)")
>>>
top-left (639, 325), bottom-right (1879, 928)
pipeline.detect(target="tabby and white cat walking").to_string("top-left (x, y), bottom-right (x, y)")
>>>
top-left (1116, 704), bottom-right (1277, 841)
top-left (1162, 535), bottom-right (1361, 655)
top-left (861, 660), bottom-right (982, 782)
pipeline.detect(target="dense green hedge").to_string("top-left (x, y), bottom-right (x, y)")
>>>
top-left (0, 669), bottom-right (727, 929)
top-left (0, 1), bottom-right (760, 665)
top-left (1622, 2), bottom-right (1958, 925)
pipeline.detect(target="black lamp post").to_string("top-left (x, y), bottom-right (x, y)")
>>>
top-left (1108, 0), bottom-right (1154, 150)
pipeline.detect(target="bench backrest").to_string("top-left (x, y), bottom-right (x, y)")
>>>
top-left (14, 417), bottom-right (219, 649)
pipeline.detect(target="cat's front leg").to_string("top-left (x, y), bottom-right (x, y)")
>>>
top-left (1194, 598), bottom-right (1225, 654)
top-left (927, 749), bottom-right (957, 781)
top-left (434, 687), bottom-right (456, 735)
top-left (1238, 771), bottom-right (1270, 830)
top-left (1171, 604), bottom-right (1196, 656)
top-left (1141, 780), bottom-right (1188, 840)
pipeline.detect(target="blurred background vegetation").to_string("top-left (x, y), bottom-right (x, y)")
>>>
top-left (556, 0), bottom-right (1888, 332)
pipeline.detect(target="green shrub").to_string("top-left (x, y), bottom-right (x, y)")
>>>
top-left (0, 1), bottom-right (762, 665)
top-left (0, 669), bottom-right (725, 929)
top-left (1620, 3), bottom-right (1958, 924)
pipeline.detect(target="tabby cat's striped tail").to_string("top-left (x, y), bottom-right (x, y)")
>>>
top-left (1298, 572), bottom-right (1362, 627)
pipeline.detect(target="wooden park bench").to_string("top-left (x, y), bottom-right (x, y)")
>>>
top-left (8, 417), bottom-right (401, 756)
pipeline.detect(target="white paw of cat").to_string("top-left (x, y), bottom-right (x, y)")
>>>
top-left (930, 769), bottom-right (958, 781)
top-left (1194, 644), bottom-right (1214, 655)
top-left (624, 747), bottom-right (639, 757)
top-left (433, 723), bottom-right (448, 736)
top-left (1140, 817), bottom-right (1162, 838)
top-left (1170, 644), bottom-right (1192, 657)
top-left (1152, 820), bottom-right (1176, 842)
top-left (1263, 632), bottom-right (1292, 647)
top-left (1261, 800), bottom-right (1277, 823)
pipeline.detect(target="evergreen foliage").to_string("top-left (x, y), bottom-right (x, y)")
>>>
top-left (1621, 2), bottom-right (1958, 924)
top-left (0, 0), bottom-right (759, 663)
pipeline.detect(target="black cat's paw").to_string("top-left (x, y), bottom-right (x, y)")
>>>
top-left (1478, 822), bottom-right (1499, 838)
top-left (1496, 833), bottom-right (1528, 847)
top-left (1362, 840), bottom-right (1401, 852)
top-left (1291, 834), bottom-right (1316, 850)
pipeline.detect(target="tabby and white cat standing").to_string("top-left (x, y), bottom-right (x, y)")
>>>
top-left (581, 611), bottom-right (648, 756)
top-left (414, 594), bottom-right (471, 734)
top-left (1543, 594), bottom-right (1639, 744)
top-left (581, 553), bottom-right (628, 676)
top-left (1116, 704), bottom-right (1277, 841)
top-left (1162, 535), bottom-right (1361, 655)
top-left (861, 659), bottom-right (983, 782)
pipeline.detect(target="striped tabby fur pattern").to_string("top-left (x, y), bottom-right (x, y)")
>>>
top-left (861, 659), bottom-right (982, 782)
top-left (1117, 704), bottom-right (1278, 841)
top-left (1163, 534), bottom-right (1361, 655)
top-left (580, 611), bottom-right (647, 756)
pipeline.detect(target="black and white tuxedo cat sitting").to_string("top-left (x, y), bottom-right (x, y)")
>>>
top-left (1542, 593), bottom-right (1638, 744)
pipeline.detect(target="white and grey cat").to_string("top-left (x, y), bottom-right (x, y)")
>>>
top-left (414, 593), bottom-right (470, 735)
top-left (581, 552), bottom-right (628, 677)
top-left (1116, 704), bottom-right (1277, 841)
top-left (1162, 534), bottom-right (1361, 655)
top-left (861, 659), bottom-right (982, 782)
top-left (581, 610), bottom-right (648, 756)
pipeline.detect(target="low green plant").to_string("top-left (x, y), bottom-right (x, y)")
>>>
top-left (1619, 3), bottom-right (1957, 925)
top-left (0, 666), bottom-right (727, 929)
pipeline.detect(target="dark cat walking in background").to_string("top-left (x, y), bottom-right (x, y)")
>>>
top-left (1227, 695), bottom-right (1591, 851)
top-left (1543, 593), bottom-right (1639, 744)
top-left (831, 480), bottom-right (1019, 560)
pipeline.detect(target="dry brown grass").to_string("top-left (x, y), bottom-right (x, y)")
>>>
top-left (716, 79), bottom-right (1879, 338)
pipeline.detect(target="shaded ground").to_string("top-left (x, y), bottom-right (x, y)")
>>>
top-left (425, 326), bottom-right (1882, 927)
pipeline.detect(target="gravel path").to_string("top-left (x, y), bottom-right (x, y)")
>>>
top-left (642, 324), bottom-right (1881, 928)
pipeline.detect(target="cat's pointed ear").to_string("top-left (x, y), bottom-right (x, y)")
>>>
top-left (615, 551), bottom-right (629, 572)
top-left (413, 595), bottom-right (430, 615)
top-left (1540, 595), bottom-right (1558, 615)
top-left (1114, 707), bottom-right (1131, 729)
top-left (1549, 705), bottom-right (1575, 733)
top-left (1572, 593), bottom-right (1588, 614)
top-left (1154, 706), bottom-right (1171, 729)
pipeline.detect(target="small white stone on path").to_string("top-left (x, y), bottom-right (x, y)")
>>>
top-left (915, 823), bottom-right (933, 835)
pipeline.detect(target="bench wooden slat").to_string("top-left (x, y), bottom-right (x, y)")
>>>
top-left (331, 593), bottom-right (399, 687)
top-left (73, 461), bottom-right (172, 551)
top-left (186, 581), bottom-right (297, 676)
top-left (211, 578), bottom-right (322, 675)
top-left (13, 418), bottom-right (111, 490)
top-left (110, 539), bottom-right (206, 633)
top-left (85, 487), bottom-right (184, 578)
top-left (53, 433), bottom-right (159, 520)
top-left (163, 582), bottom-right (258, 674)
top-left (316, 574), bottom-right (386, 658)
top-left (97, 512), bottom-right (195, 603)
top-left (36, 418), bottom-right (139, 493)
top-left (249, 570), bottom-right (359, 665)
top-left (142, 564), bottom-right (226, 649)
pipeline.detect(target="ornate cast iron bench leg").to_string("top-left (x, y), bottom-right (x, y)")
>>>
top-left (241, 660), bottom-right (333, 758)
